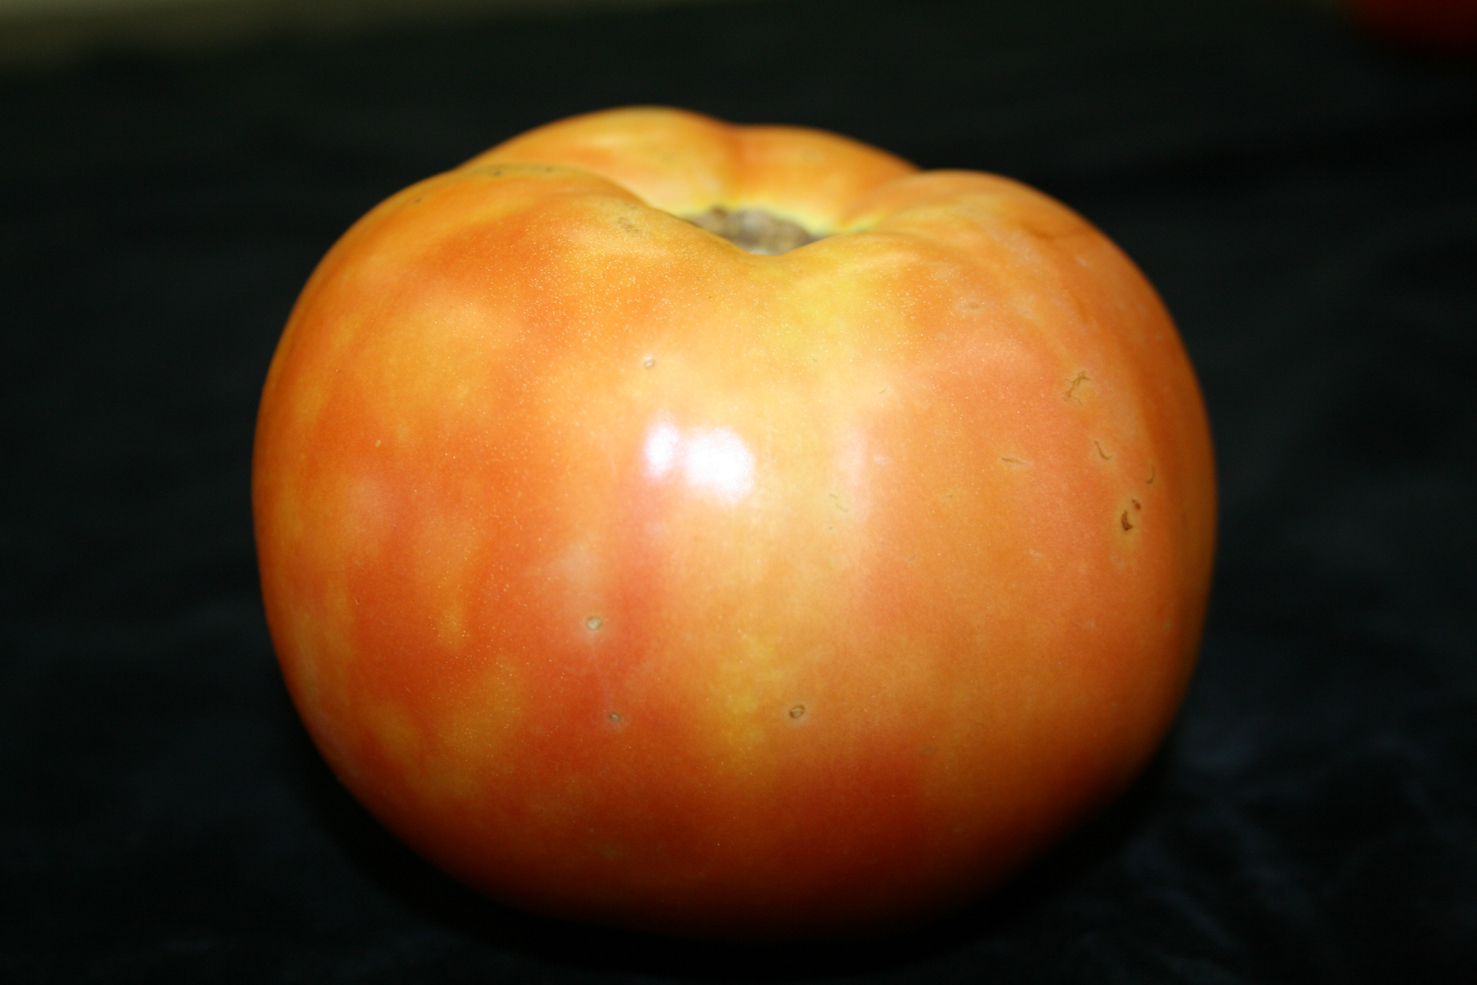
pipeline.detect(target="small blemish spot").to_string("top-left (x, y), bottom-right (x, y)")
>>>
top-left (1146, 464), bottom-right (1157, 484)
top-left (1132, 499), bottom-right (1142, 511)
top-left (642, 355), bottom-right (656, 369)
top-left (1001, 456), bottom-right (1028, 467)
top-left (1121, 511), bottom-right (1134, 531)
top-left (788, 705), bottom-right (806, 720)
top-left (585, 616), bottom-right (604, 631)
top-left (375, 439), bottom-right (381, 447)
top-left (608, 712), bottom-right (622, 723)
top-left (1095, 440), bottom-right (1113, 460)
top-left (1065, 371), bottom-right (1091, 404)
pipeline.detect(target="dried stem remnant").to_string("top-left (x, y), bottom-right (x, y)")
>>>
top-left (684, 206), bottom-right (819, 255)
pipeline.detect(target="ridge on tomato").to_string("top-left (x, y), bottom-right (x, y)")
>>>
top-left (253, 107), bottom-right (1216, 940)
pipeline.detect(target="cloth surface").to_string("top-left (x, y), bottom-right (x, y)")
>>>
top-left (3, 0), bottom-right (1474, 981)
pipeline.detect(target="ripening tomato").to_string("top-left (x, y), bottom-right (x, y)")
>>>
top-left (253, 107), bottom-right (1215, 940)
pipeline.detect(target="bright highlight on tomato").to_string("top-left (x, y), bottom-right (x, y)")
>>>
top-left (253, 107), bottom-right (1216, 940)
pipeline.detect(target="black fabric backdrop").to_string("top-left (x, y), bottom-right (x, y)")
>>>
top-left (4, 0), bottom-right (1475, 981)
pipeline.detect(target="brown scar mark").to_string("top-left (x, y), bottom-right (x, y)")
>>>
top-left (1146, 463), bottom-right (1157, 484)
top-left (1095, 440), bottom-right (1113, 460)
top-left (1121, 511), bottom-right (1134, 531)
top-left (1132, 499), bottom-right (1142, 511)
top-left (1000, 456), bottom-right (1029, 467)
top-left (829, 492), bottom-right (850, 513)
top-left (1064, 371), bottom-right (1091, 404)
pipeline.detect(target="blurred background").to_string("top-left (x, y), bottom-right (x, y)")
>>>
top-left (0, 0), bottom-right (714, 69)
top-left (3, 0), bottom-right (1474, 68)
top-left (2, 0), bottom-right (1474, 982)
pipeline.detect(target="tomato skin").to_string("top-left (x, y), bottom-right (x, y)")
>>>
top-left (253, 107), bottom-right (1215, 940)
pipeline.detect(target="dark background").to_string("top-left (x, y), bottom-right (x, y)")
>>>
top-left (3, 0), bottom-right (1475, 981)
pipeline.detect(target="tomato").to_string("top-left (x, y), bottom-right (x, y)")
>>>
top-left (253, 107), bottom-right (1216, 940)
